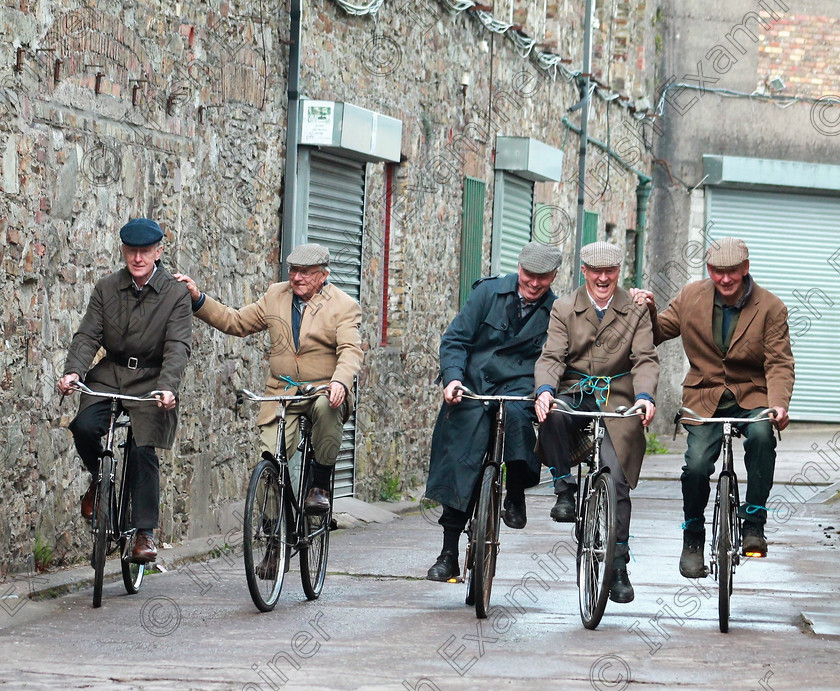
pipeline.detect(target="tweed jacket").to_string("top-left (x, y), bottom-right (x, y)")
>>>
top-left (652, 277), bottom-right (794, 417)
top-left (63, 265), bottom-right (193, 449)
top-left (534, 286), bottom-right (660, 488)
top-left (195, 281), bottom-right (363, 426)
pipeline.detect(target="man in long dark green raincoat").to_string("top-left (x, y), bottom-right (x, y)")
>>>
top-left (425, 241), bottom-right (561, 582)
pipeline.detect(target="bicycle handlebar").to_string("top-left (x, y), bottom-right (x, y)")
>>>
top-left (677, 406), bottom-right (777, 426)
top-left (70, 381), bottom-right (165, 403)
top-left (551, 397), bottom-right (645, 419)
top-left (453, 385), bottom-right (534, 404)
top-left (236, 384), bottom-right (331, 405)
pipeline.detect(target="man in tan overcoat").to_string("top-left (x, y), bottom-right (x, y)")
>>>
top-left (535, 241), bottom-right (659, 603)
top-left (632, 237), bottom-right (794, 578)
top-left (58, 218), bottom-right (193, 563)
top-left (176, 243), bottom-right (363, 513)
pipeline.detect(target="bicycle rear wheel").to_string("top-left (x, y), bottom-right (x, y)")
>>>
top-left (717, 474), bottom-right (735, 633)
top-left (473, 464), bottom-right (501, 619)
top-left (244, 459), bottom-right (288, 612)
top-left (578, 472), bottom-right (617, 629)
top-left (92, 457), bottom-right (113, 609)
top-left (300, 467), bottom-right (332, 600)
top-left (120, 492), bottom-right (145, 594)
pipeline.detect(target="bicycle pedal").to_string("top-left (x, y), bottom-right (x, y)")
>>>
top-left (446, 576), bottom-right (464, 584)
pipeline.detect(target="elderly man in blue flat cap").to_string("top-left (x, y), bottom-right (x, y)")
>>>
top-left (58, 218), bottom-right (192, 563)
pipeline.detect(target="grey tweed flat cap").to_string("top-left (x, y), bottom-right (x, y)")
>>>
top-left (705, 237), bottom-right (748, 269)
top-left (581, 241), bottom-right (622, 268)
top-left (286, 243), bottom-right (330, 267)
top-left (518, 241), bottom-right (562, 274)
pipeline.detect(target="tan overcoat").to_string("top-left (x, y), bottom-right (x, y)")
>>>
top-left (534, 286), bottom-right (660, 487)
top-left (196, 281), bottom-right (363, 426)
top-left (652, 278), bottom-right (794, 417)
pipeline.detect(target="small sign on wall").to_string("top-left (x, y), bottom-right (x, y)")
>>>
top-left (301, 101), bottom-right (335, 145)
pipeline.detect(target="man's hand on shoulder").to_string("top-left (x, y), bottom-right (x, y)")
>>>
top-left (443, 380), bottom-right (464, 405)
top-left (629, 288), bottom-right (656, 316)
top-left (155, 390), bottom-right (177, 410)
top-left (771, 406), bottom-right (789, 431)
top-left (173, 273), bottom-right (201, 301)
top-left (57, 373), bottom-right (80, 395)
top-left (328, 381), bottom-right (346, 409)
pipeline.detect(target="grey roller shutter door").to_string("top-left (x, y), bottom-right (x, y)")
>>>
top-left (306, 150), bottom-right (366, 496)
top-left (707, 187), bottom-right (840, 422)
top-left (498, 173), bottom-right (534, 275)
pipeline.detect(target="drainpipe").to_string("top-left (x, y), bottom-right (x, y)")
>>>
top-left (573, 0), bottom-right (595, 287)
top-left (634, 180), bottom-right (651, 288)
top-left (280, 0), bottom-right (302, 281)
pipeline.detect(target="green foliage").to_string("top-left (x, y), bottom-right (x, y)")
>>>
top-left (33, 535), bottom-right (53, 572)
top-left (645, 432), bottom-right (670, 455)
top-left (377, 471), bottom-right (401, 502)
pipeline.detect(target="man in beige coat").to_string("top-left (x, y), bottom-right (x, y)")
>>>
top-left (535, 241), bottom-right (659, 603)
top-left (632, 237), bottom-right (794, 577)
top-left (176, 244), bottom-right (363, 512)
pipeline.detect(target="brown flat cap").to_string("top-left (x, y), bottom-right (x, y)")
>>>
top-left (705, 237), bottom-right (748, 269)
top-left (287, 243), bottom-right (330, 266)
top-left (518, 241), bottom-right (562, 274)
top-left (581, 241), bottom-right (622, 268)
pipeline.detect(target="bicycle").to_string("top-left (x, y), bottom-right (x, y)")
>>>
top-left (550, 398), bottom-right (644, 630)
top-left (455, 386), bottom-right (536, 619)
top-left (236, 385), bottom-right (334, 612)
top-left (676, 406), bottom-right (778, 633)
top-left (69, 382), bottom-right (163, 608)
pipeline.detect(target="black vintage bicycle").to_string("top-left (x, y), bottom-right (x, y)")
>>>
top-left (237, 386), bottom-right (333, 612)
top-left (676, 407), bottom-right (777, 633)
top-left (551, 398), bottom-right (644, 630)
top-left (70, 382), bottom-right (163, 608)
top-left (455, 386), bottom-right (535, 619)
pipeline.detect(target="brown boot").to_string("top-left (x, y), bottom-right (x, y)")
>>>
top-left (131, 533), bottom-right (157, 563)
top-left (81, 480), bottom-right (96, 520)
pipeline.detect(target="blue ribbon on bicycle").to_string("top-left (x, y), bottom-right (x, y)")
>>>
top-left (276, 374), bottom-right (319, 391)
top-left (561, 370), bottom-right (630, 409)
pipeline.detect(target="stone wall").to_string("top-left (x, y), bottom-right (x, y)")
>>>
top-left (0, 0), bottom-right (657, 575)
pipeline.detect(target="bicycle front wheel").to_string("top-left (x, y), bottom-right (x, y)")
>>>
top-left (473, 464), bottom-right (501, 619)
top-left (578, 472), bottom-right (617, 630)
top-left (717, 474), bottom-right (736, 633)
top-left (244, 459), bottom-right (288, 612)
top-left (120, 492), bottom-right (145, 594)
top-left (92, 458), bottom-right (113, 608)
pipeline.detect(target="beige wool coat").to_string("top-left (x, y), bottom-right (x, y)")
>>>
top-left (534, 286), bottom-right (660, 487)
top-left (195, 280), bottom-right (363, 426)
top-left (652, 278), bottom-right (794, 417)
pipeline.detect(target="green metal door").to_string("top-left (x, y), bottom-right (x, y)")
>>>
top-left (460, 177), bottom-right (485, 307)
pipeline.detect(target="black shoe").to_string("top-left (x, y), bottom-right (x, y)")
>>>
top-left (550, 490), bottom-right (575, 522)
top-left (741, 521), bottom-right (767, 557)
top-left (502, 494), bottom-right (527, 529)
top-left (679, 531), bottom-right (707, 578)
top-left (255, 550), bottom-right (279, 580)
top-left (609, 566), bottom-right (635, 603)
top-left (427, 550), bottom-right (459, 581)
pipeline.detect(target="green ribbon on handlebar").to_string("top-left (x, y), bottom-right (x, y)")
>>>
top-left (562, 370), bottom-right (630, 409)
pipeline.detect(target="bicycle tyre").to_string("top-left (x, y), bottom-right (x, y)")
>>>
top-left (578, 472), bottom-right (617, 630)
top-left (464, 517), bottom-right (476, 606)
top-left (473, 464), bottom-right (500, 619)
top-left (717, 474), bottom-right (733, 633)
top-left (120, 492), bottom-right (145, 594)
top-left (300, 466), bottom-right (332, 600)
top-left (92, 457), bottom-right (113, 608)
top-left (244, 459), bottom-right (288, 612)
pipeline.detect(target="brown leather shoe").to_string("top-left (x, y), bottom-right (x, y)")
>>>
top-left (131, 533), bottom-right (157, 563)
top-left (304, 487), bottom-right (331, 514)
top-left (255, 549), bottom-right (279, 580)
top-left (81, 480), bottom-right (96, 520)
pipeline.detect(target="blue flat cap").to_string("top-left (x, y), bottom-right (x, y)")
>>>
top-left (120, 218), bottom-right (163, 247)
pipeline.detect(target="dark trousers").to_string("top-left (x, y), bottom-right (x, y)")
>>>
top-left (69, 401), bottom-right (160, 531)
top-left (539, 394), bottom-right (631, 561)
top-left (682, 403), bottom-right (777, 533)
